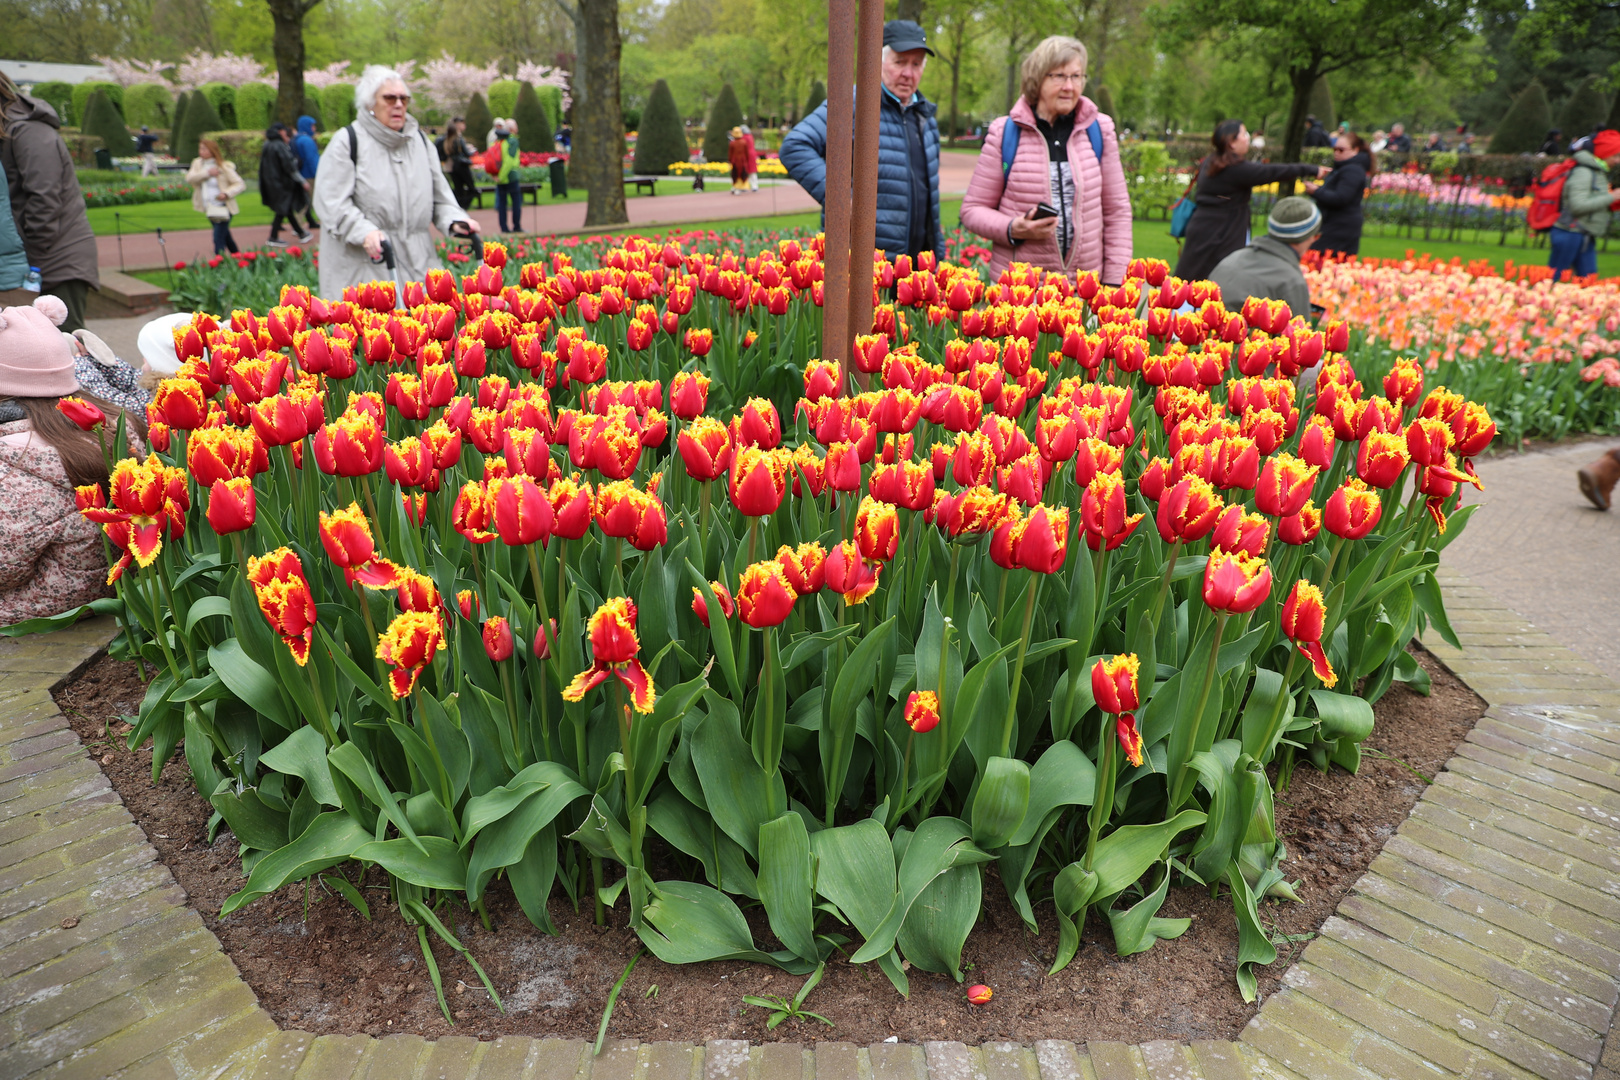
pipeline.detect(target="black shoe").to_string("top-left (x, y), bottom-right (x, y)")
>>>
top-left (266, 238), bottom-right (289, 247)
top-left (295, 230), bottom-right (313, 242)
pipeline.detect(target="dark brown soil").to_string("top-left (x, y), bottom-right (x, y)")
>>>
top-left (56, 645), bottom-right (1482, 1045)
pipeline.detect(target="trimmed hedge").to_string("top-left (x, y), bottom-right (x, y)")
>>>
top-left (634, 79), bottom-right (687, 174)
top-left (320, 84), bottom-right (355, 130)
top-left (1560, 76), bottom-right (1611, 141)
top-left (81, 90), bottom-right (134, 156)
top-left (487, 79), bottom-right (520, 121)
top-left (123, 83), bottom-right (175, 129)
top-left (702, 83), bottom-right (743, 165)
top-left (199, 82), bottom-right (238, 129)
top-left (1489, 80), bottom-right (1551, 154)
top-left (513, 81), bottom-right (553, 153)
top-left (236, 82), bottom-right (278, 132)
top-left (72, 81), bottom-right (124, 124)
top-left (535, 84), bottom-right (563, 133)
top-left (174, 88), bottom-right (225, 163)
top-left (33, 80), bottom-right (75, 124)
top-left (465, 92), bottom-right (493, 152)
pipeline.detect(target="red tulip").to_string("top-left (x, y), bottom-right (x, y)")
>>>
top-left (482, 616), bottom-right (514, 661)
top-left (904, 690), bottom-right (940, 734)
top-left (1202, 550), bottom-right (1273, 614)
top-left (691, 580), bottom-right (735, 627)
top-left (736, 560), bottom-right (798, 628)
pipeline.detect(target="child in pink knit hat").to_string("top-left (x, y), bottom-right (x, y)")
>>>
top-left (0, 296), bottom-right (145, 626)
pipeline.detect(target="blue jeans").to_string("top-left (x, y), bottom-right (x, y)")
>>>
top-left (1548, 226), bottom-right (1597, 280)
top-left (495, 179), bottom-right (522, 233)
top-left (211, 217), bottom-right (238, 255)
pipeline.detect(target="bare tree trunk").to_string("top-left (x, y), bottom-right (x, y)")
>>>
top-left (573, 0), bottom-right (628, 226)
top-left (1278, 64), bottom-right (1317, 195)
top-left (267, 0), bottom-right (320, 126)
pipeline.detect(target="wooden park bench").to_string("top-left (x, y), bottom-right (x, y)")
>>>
top-left (624, 175), bottom-right (660, 196)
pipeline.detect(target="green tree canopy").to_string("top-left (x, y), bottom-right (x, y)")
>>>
top-left (634, 79), bottom-right (688, 174)
top-left (1489, 79), bottom-right (1552, 153)
top-left (1157, 0), bottom-right (1475, 166)
top-left (81, 90), bottom-right (133, 156)
top-left (513, 81), bottom-right (554, 153)
top-left (702, 82), bottom-right (743, 164)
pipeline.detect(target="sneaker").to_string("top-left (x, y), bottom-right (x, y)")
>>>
top-left (266, 238), bottom-right (289, 247)
top-left (295, 230), bottom-right (313, 242)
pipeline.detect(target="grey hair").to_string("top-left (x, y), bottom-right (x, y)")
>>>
top-left (881, 46), bottom-right (927, 66)
top-left (354, 65), bottom-right (407, 113)
top-left (1021, 36), bottom-right (1087, 107)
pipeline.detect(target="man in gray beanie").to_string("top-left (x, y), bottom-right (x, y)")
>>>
top-left (1207, 195), bottom-right (1322, 321)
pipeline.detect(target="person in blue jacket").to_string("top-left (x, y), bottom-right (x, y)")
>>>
top-left (292, 115), bottom-right (321, 228)
top-left (779, 19), bottom-right (942, 263)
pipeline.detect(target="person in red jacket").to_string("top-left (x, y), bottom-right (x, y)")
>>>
top-left (728, 127), bottom-right (750, 195)
top-left (959, 36), bottom-right (1132, 282)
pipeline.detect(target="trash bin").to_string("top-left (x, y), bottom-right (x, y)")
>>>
top-left (94, 147), bottom-right (113, 170)
top-left (549, 156), bottom-right (568, 198)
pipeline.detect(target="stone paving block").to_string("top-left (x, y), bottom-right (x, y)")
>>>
top-left (0, 793), bottom-right (124, 851)
top-left (705, 1041), bottom-right (751, 1080)
top-left (0, 740), bottom-right (82, 784)
top-left (1082, 1043), bottom-right (1145, 1080)
top-left (0, 837), bottom-right (161, 924)
top-left (1033, 1041), bottom-right (1096, 1080)
top-left (52, 977), bottom-right (256, 1080)
top-left (870, 1043), bottom-right (926, 1080)
top-left (644, 1041), bottom-right (699, 1080)
top-left (0, 812), bottom-right (142, 883)
top-left (1479, 712), bottom-right (1620, 764)
top-left (176, 1007), bottom-right (280, 1078)
top-left (1384, 976), bottom-right (1592, 1078)
top-left (924, 1042), bottom-right (984, 1080)
top-left (1397, 810), bottom-right (1620, 924)
top-left (0, 902), bottom-right (205, 1016)
top-left (1316, 916), bottom-right (1499, 1018)
top-left (1450, 744), bottom-right (1620, 827)
top-left (813, 1042), bottom-right (862, 1080)
top-left (470, 1037), bottom-right (536, 1080)
top-left (1242, 988), bottom-right (1355, 1056)
top-left (355, 1033), bottom-right (431, 1080)
top-left (1459, 735), bottom-right (1620, 807)
top-left (3, 920), bottom-right (222, 1048)
top-left (981, 1043), bottom-right (1037, 1080)
top-left (758, 1042), bottom-right (807, 1080)
top-left (591, 1039), bottom-right (643, 1080)
top-left (0, 984), bottom-right (145, 1078)
top-left (1138, 1041), bottom-right (1200, 1080)
top-left (420, 1034), bottom-right (483, 1080)
top-left (293, 1034), bottom-right (371, 1080)
top-left (242, 1029), bottom-right (315, 1080)
top-left (1186, 1043), bottom-right (1246, 1080)
top-left (1233, 1011), bottom-right (1370, 1080)
top-left (113, 1053), bottom-right (183, 1080)
top-left (1343, 1034), bottom-right (1469, 1080)
top-left (1281, 965), bottom-right (1473, 1075)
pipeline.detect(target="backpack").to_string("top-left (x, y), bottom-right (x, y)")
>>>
top-left (483, 143), bottom-right (504, 177)
top-left (343, 124), bottom-right (433, 170)
top-left (999, 116), bottom-right (1102, 194)
top-left (1527, 159), bottom-right (1578, 233)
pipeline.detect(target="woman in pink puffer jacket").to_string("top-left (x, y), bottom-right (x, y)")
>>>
top-left (960, 35), bottom-right (1132, 283)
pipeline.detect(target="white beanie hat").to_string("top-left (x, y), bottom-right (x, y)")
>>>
top-left (137, 312), bottom-right (195, 376)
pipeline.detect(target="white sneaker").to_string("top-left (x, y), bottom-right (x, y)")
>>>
top-left (266, 238), bottom-right (289, 247)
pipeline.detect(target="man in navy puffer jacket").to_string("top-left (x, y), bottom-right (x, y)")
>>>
top-left (780, 20), bottom-right (943, 263)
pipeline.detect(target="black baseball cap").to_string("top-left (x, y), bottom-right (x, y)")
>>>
top-left (883, 20), bottom-right (935, 56)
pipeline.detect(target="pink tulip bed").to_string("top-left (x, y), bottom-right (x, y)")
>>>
top-left (28, 231), bottom-right (1501, 1042)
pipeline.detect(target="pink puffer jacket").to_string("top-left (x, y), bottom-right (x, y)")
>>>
top-left (960, 96), bottom-right (1132, 283)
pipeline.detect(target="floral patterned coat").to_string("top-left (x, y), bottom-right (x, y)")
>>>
top-left (0, 420), bottom-right (110, 625)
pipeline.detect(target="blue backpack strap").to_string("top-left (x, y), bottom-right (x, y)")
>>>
top-left (1086, 119), bottom-right (1102, 161)
top-left (1000, 119), bottom-right (1020, 178)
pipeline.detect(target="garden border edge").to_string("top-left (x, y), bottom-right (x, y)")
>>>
top-left (2, 563), bottom-right (1618, 1079)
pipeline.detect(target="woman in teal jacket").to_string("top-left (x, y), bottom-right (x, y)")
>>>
top-left (0, 170), bottom-right (25, 291)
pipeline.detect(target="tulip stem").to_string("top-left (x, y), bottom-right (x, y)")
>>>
top-left (697, 482), bottom-right (712, 574)
top-left (497, 661), bottom-right (524, 770)
top-left (999, 575), bottom-right (1042, 760)
top-left (1085, 713), bottom-right (1117, 873)
top-left (1148, 540), bottom-right (1182, 631)
top-left (1316, 536), bottom-right (1347, 592)
top-left (1171, 612), bottom-right (1228, 811)
top-left (944, 546), bottom-right (962, 625)
top-left (141, 569), bottom-right (185, 685)
top-left (1251, 651), bottom-right (1303, 762)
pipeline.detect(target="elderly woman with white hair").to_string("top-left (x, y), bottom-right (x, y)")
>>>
top-left (312, 65), bottom-right (476, 299)
top-left (960, 35), bottom-right (1132, 282)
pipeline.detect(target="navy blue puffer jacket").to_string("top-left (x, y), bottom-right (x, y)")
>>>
top-left (779, 88), bottom-right (942, 261)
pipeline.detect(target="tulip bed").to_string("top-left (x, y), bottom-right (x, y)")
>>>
top-left (1308, 257), bottom-right (1620, 446)
top-left (37, 237), bottom-right (1497, 1018)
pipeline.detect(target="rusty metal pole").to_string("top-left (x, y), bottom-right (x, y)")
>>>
top-left (823, 0), bottom-right (856, 386)
top-left (847, 0), bottom-right (883, 363)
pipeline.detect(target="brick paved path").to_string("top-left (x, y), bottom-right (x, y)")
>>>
top-left (8, 442), bottom-right (1620, 1077)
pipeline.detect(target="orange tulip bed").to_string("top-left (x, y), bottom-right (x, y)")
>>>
top-left (20, 235), bottom-right (1500, 1029)
top-left (1306, 252), bottom-right (1620, 445)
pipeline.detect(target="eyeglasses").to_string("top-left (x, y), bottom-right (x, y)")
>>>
top-left (1044, 72), bottom-right (1085, 84)
top-left (379, 93), bottom-right (411, 105)
top-left (1332, 144), bottom-right (1352, 153)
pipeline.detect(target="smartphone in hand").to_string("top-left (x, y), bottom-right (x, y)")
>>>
top-left (1031, 203), bottom-right (1059, 221)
